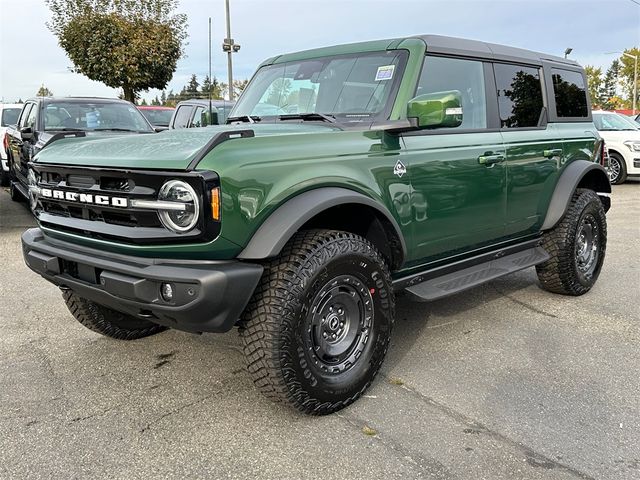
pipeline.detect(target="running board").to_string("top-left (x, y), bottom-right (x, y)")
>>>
top-left (404, 246), bottom-right (550, 302)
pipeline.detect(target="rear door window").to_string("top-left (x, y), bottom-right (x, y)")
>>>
top-left (172, 106), bottom-right (193, 129)
top-left (494, 64), bottom-right (544, 128)
top-left (551, 69), bottom-right (588, 118)
top-left (416, 56), bottom-right (487, 130)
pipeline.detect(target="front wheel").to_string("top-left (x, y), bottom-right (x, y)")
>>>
top-left (9, 181), bottom-right (23, 202)
top-left (608, 152), bottom-right (627, 185)
top-left (536, 189), bottom-right (607, 295)
top-left (63, 291), bottom-right (167, 340)
top-left (240, 230), bottom-right (395, 415)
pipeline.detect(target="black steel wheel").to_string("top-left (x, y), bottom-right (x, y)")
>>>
top-left (240, 229), bottom-right (394, 415)
top-left (608, 152), bottom-right (627, 185)
top-left (537, 189), bottom-right (607, 295)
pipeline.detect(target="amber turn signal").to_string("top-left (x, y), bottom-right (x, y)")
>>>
top-left (211, 187), bottom-right (221, 221)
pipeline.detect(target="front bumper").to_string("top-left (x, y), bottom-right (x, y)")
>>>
top-left (22, 228), bottom-right (263, 333)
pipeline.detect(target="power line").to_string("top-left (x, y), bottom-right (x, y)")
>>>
top-left (630, 0), bottom-right (640, 6)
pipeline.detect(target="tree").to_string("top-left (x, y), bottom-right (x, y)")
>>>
top-left (201, 75), bottom-right (223, 99)
top-left (160, 90), bottom-right (167, 105)
top-left (618, 47), bottom-right (639, 109)
top-left (45, 0), bottom-right (188, 102)
top-left (584, 65), bottom-right (603, 108)
top-left (233, 79), bottom-right (249, 95)
top-left (601, 60), bottom-right (620, 110)
top-left (139, 98), bottom-right (148, 106)
top-left (36, 84), bottom-right (53, 96)
top-left (185, 74), bottom-right (200, 97)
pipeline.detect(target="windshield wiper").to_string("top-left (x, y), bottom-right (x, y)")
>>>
top-left (227, 115), bottom-right (261, 124)
top-left (45, 127), bottom-right (85, 132)
top-left (93, 128), bottom-right (141, 132)
top-left (278, 113), bottom-right (337, 123)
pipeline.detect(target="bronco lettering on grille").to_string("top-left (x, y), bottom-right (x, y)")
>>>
top-left (39, 188), bottom-right (128, 207)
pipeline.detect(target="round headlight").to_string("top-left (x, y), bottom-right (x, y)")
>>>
top-left (157, 180), bottom-right (200, 233)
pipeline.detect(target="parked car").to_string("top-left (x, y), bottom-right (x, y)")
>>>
top-left (21, 35), bottom-right (610, 415)
top-left (169, 99), bottom-right (235, 128)
top-left (6, 97), bottom-right (155, 203)
top-left (592, 111), bottom-right (640, 184)
top-left (1, 103), bottom-right (23, 186)
top-left (137, 105), bottom-right (175, 130)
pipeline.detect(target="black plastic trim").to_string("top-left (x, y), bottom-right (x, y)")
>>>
top-left (22, 228), bottom-right (263, 333)
top-left (393, 237), bottom-right (542, 290)
top-left (237, 187), bottom-right (407, 265)
top-left (187, 129), bottom-right (255, 170)
top-left (541, 160), bottom-right (611, 230)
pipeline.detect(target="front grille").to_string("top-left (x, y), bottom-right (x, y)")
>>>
top-left (30, 164), bottom-right (220, 245)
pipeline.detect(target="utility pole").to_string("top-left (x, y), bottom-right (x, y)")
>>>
top-left (208, 17), bottom-right (213, 123)
top-left (622, 52), bottom-right (638, 115)
top-left (222, 0), bottom-right (241, 101)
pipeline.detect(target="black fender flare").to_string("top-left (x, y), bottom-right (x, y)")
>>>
top-left (237, 187), bottom-right (407, 262)
top-left (540, 160), bottom-right (611, 231)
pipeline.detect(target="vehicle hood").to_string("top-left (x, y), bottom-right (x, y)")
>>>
top-left (597, 129), bottom-right (640, 143)
top-left (34, 123), bottom-right (340, 170)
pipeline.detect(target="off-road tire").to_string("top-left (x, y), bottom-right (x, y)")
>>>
top-left (0, 167), bottom-right (8, 187)
top-left (608, 152), bottom-right (627, 185)
top-left (239, 229), bottom-right (395, 415)
top-left (536, 189), bottom-right (607, 295)
top-left (63, 290), bottom-right (167, 340)
top-left (9, 181), bottom-right (23, 202)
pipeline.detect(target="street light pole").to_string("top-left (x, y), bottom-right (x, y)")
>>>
top-left (222, 0), bottom-right (240, 101)
top-left (622, 52), bottom-right (638, 115)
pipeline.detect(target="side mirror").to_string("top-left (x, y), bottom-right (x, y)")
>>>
top-left (20, 127), bottom-right (34, 141)
top-left (407, 90), bottom-right (463, 129)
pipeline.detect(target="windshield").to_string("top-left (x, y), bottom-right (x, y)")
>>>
top-left (231, 50), bottom-right (408, 123)
top-left (43, 102), bottom-right (153, 132)
top-left (1, 107), bottom-right (21, 127)
top-left (593, 113), bottom-right (639, 131)
top-left (139, 108), bottom-right (174, 127)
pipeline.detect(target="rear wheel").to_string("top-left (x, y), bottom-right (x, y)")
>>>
top-left (63, 290), bottom-right (167, 340)
top-left (536, 189), bottom-right (607, 295)
top-left (240, 229), bottom-right (394, 415)
top-left (608, 152), bottom-right (627, 185)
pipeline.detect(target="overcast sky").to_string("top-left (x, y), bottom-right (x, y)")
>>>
top-left (0, 0), bottom-right (638, 103)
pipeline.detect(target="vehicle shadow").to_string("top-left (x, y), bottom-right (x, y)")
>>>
top-left (384, 272), bottom-right (539, 371)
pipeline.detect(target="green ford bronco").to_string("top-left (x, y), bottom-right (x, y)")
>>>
top-left (22, 35), bottom-right (611, 414)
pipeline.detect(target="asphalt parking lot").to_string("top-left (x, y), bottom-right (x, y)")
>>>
top-left (0, 183), bottom-right (638, 480)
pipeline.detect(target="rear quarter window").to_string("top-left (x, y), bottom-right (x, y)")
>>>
top-left (551, 69), bottom-right (588, 118)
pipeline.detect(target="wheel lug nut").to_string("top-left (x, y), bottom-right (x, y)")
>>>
top-left (329, 307), bottom-right (333, 312)
top-left (338, 308), bottom-right (343, 315)
top-left (340, 322), bottom-right (344, 327)
top-left (323, 332), bottom-right (328, 338)
top-left (332, 333), bottom-right (337, 339)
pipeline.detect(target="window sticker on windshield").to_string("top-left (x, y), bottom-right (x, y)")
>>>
top-left (375, 65), bottom-right (395, 81)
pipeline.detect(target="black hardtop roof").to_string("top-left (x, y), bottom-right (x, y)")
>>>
top-left (413, 34), bottom-right (579, 67)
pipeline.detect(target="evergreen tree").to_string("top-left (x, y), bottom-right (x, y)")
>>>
top-left (601, 60), bottom-right (620, 110)
top-left (185, 74), bottom-right (199, 97)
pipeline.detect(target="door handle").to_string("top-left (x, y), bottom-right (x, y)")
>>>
top-left (543, 148), bottom-right (563, 158)
top-left (478, 153), bottom-right (505, 166)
